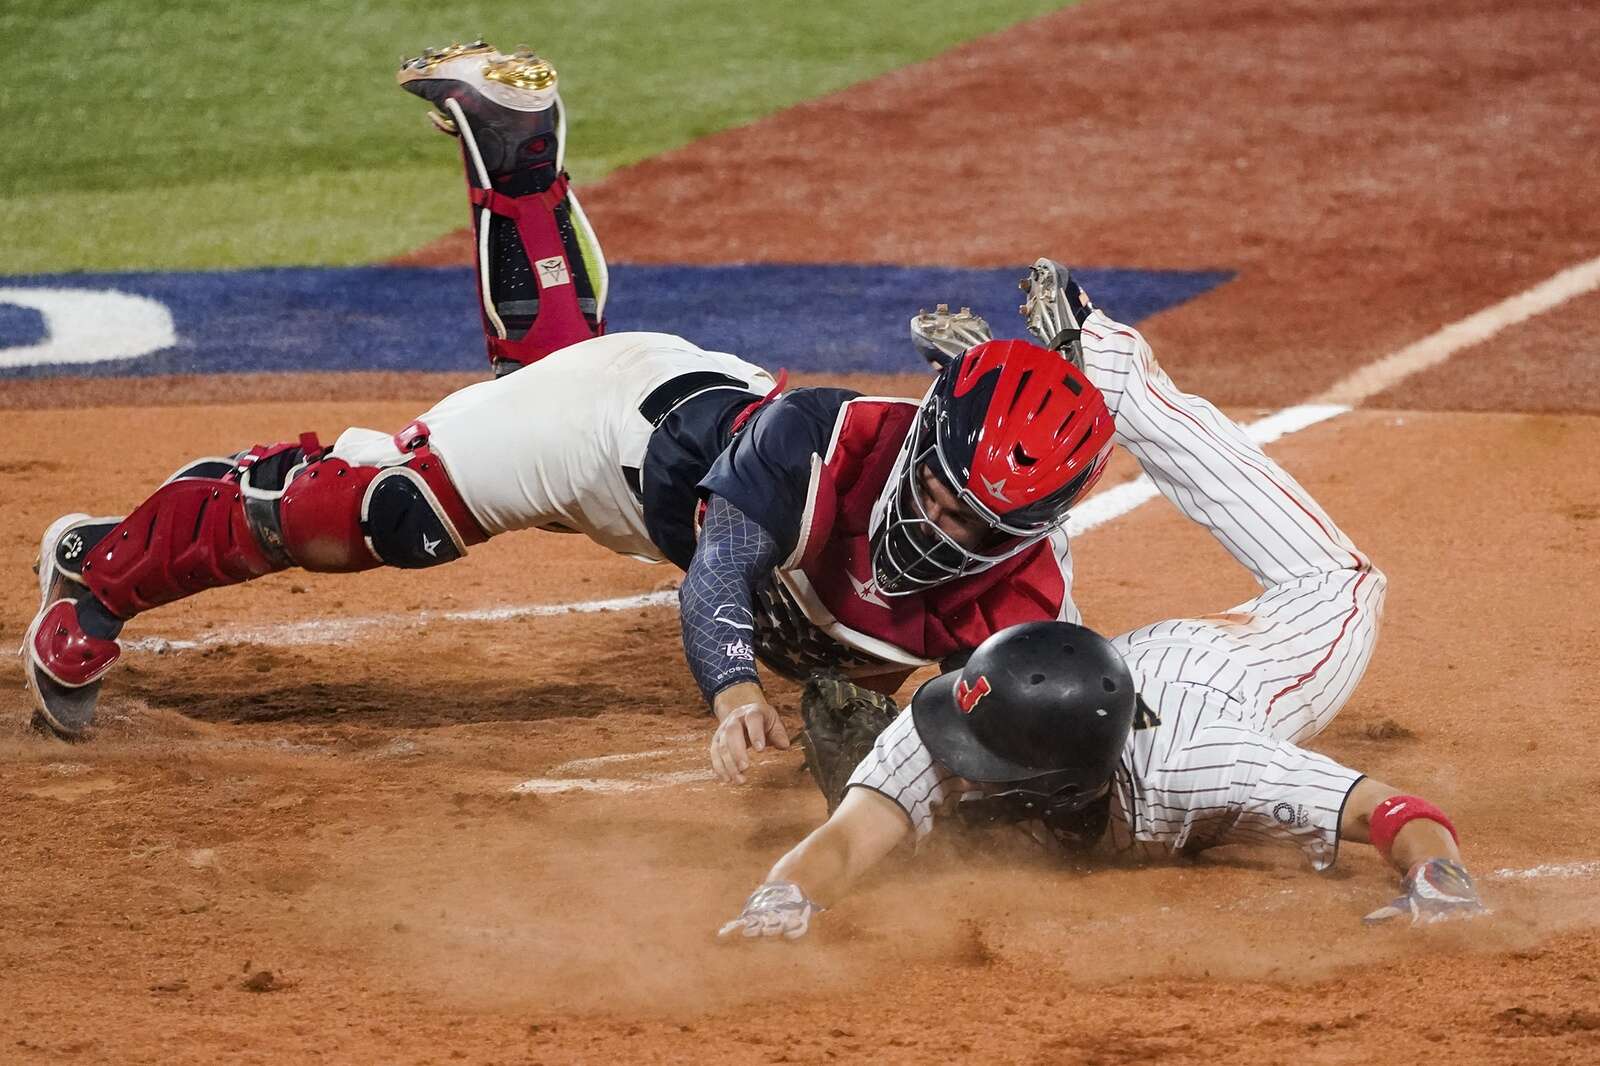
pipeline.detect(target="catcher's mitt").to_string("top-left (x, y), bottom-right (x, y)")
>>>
top-left (799, 674), bottom-right (900, 811)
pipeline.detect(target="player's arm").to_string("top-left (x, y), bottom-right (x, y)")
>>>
top-left (679, 494), bottom-right (790, 784)
top-left (717, 787), bottom-right (910, 941)
top-left (1338, 776), bottom-right (1483, 924)
top-left (1176, 718), bottom-right (1483, 924)
top-left (720, 705), bottom-right (954, 942)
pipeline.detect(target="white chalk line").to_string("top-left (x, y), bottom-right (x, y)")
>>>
top-left (549, 748), bottom-right (680, 774)
top-left (511, 769), bottom-right (712, 795)
top-left (124, 589), bottom-right (679, 653)
top-left (120, 252), bottom-right (1600, 655)
top-left (1488, 860), bottom-right (1600, 882)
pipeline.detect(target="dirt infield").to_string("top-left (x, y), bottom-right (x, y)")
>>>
top-left (5, 1), bottom-right (1600, 1063)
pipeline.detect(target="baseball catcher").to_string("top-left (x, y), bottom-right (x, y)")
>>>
top-left (20, 43), bottom-right (1111, 758)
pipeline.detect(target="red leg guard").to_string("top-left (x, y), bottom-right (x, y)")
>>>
top-left (470, 176), bottom-right (605, 371)
top-left (77, 435), bottom-right (489, 620)
top-left (27, 600), bottom-right (121, 686)
top-left (398, 445), bottom-right (490, 549)
top-left (82, 477), bottom-right (283, 619)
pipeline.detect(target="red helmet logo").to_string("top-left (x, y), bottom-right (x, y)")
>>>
top-left (955, 675), bottom-right (992, 714)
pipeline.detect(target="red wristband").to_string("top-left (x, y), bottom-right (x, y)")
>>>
top-left (1368, 795), bottom-right (1458, 860)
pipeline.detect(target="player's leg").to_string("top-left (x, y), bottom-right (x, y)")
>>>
top-left (1148, 563), bottom-right (1388, 746)
top-left (398, 42), bottom-right (607, 377)
top-left (21, 435), bottom-right (486, 739)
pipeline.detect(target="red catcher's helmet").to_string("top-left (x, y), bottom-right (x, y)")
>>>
top-left (870, 338), bottom-right (1115, 596)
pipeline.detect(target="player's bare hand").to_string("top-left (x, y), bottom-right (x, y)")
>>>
top-left (717, 880), bottom-right (821, 942)
top-left (1363, 858), bottom-right (1487, 926)
top-left (710, 683), bottom-right (791, 784)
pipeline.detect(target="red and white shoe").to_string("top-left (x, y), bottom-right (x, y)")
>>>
top-left (20, 514), bottom-right (122, 739)
top-left (398, 42), bottom-right (609, 377)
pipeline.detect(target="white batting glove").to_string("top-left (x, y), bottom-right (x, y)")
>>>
top-left (1363, 859), bottom-right (1487, 926)
top-left (717, 881), bottom-right (823, 942)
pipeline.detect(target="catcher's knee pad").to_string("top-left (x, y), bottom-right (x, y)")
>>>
top-left (275, 445), bottom-right (487, 572)
top-left (81, 471), bottom-right (284, 619)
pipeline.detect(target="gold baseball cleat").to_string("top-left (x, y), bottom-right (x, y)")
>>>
top-left (483, 49), bottom-right (558, 92)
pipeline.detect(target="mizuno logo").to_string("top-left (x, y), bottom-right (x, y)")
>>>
top-left (422, 534), bottom-right (441, 557)
top-left (980, 474), bottom-right (1010, 503)
top-left (847, 571), bottom-right (889, 609)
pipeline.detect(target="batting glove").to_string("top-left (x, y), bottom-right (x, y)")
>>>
top-left (718, 880), bottom-right (823, 942)
top-left (1363, 858), bottom-right (1487, 926)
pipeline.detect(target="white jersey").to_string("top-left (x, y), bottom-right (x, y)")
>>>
top-left (328, 332), bottom-right (775, 561)
top-left (847, 313), bottom-right (1386, 872)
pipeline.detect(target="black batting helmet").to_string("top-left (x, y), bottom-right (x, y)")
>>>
top-left (911, 621), bottom-right (1137, 814)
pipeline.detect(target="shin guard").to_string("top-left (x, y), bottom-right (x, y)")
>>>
top-left (468, 175), bottom-right (607, 372)
top-left (81, 476), bottom-right (284, 619)
top-left (77, 432), bottom-right (489, 621)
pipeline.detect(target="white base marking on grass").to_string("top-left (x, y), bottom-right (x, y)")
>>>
top-left (121, 254), bottom-right (1600, 653)
top-left (0, 287), bottom-right (178, 369)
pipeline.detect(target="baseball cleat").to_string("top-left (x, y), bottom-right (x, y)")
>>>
top-left (20, 514), bottom-right (123, 740)
top-left (397, 42), bottom-right (565, 181)
top-left (1018, 257), bottom-right (1096, 369)
top-left (909, 304), bottom-right (993, 370)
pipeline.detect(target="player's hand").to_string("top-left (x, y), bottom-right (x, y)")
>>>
top-left (710, 683), bottom-right (791, 784)
top-left (718, 880), bottom-right (822, 942)
top-left (1363, 858), bottom-right (1487, 926)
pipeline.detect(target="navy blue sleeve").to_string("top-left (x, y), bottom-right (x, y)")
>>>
top-left (698, 388), bottom-right (857, 558)
top-left (680, 495), bottom-right (783, 705)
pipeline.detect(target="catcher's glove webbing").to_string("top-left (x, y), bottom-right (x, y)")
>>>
top-left (799, 674), bottom-right (900, 812)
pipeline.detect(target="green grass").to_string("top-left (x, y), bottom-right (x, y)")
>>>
top-left (1, 0), bottom-right (1074, 274)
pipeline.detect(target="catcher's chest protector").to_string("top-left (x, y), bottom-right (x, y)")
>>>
top-left (756, 399), bottom-right (1070, 676)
